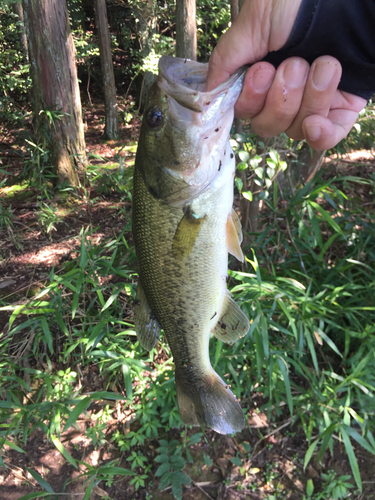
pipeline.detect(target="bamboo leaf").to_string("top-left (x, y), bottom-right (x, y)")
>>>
top-left (308, 201), bottom-right (344, 236)
top-left (318, 233), bottom-right (340, 260)
top-left (9, 305), bottom-right (25, 329)
top-left (83, 479), bottom-right (94, 500)
top-left (50, 435), bottom-right (78, 468)
top-left (122, 364), bottom-right (132, 399)
top-left (304, 439), bottom-right (319, 469)
top-left (72, 271), bottom-right (84, 320)
top-left (26, 468), bottom-right (54, 493)
top-left (88, 391), bottom-right (125, 401)
top-left (341, 427), bottom-right (362, 492)
top-left (276, 356), bottom-right (293, 414)
top-left (101, 285), bottom-right (124, 312)
top-left (304, 329), bottom-right (319, 373)
top-left (80, 236), bottom-right (87, 269)
top-left (55, 312), bottom-right (69, 336)
top-left (86, 320), bottom-right (107, 350)
top-left (342, 425), bottom-right (375, 456)
top-left (40, 317), bottom-right (53, 354)
top-left (63, 397), bottom-right (91, 432)
top-left (97, 466), bottom-right (134, 476)
top-left (315, 327), bottom-right (342, 358)
top-left (3, 439), bottom-right (25, 454)
top-left (18, 493), bottom-right (51, 500)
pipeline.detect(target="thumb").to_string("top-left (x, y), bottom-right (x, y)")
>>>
top-left (206, 0), bottom-right (301, 91)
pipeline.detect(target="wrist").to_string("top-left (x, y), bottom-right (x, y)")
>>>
top-left (269, 0), bottom-right (302, 51)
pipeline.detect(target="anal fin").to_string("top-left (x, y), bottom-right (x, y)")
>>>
top-left (227, 209), bottom-right (244, 262)
top-left (212, 291), bottom-right (250, 342)
top-left (134, 280), bottom-right (161, 351)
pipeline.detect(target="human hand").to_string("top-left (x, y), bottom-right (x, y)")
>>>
top-left (206, 0), bottom-right (367, 150)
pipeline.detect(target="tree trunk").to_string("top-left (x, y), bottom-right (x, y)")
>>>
top-left (176, 0), bottom-right (197, 60)
top-left (230, 0), bottom-right (258, 244)
top-left (134, 0), bottom-right (156, 58)
top-left (94, 0), bottom-right (119, 140)
top-left (13, 1), bottom-right (28, 63)
top-left (277, 143), bottom-right (326, 195)
top-left (22, 0), bottom-right (86, 186)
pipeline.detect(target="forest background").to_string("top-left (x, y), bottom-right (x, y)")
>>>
top-left (1, 1), bottom-right (375, 499)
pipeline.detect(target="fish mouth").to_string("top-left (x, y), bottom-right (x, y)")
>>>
top-left (158, 56), bottom-right (245, 114)
top-left (156, 57), bottom-right (245, 199)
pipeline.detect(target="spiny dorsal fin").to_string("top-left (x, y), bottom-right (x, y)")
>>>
top-left (212, 291), bottom-right (249, 342)
top-left (134, 280), bottom-right (162, 351)
top-left (227, 209), bottom-right (244, 262)
top-left (172, 208), bottom-right (206, 260)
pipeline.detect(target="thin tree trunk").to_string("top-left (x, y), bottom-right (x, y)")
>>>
top-left (135, 0), bottom-right (155, 58)
top-left (94, 0), bottom-right (119, 140)
top-left (176, 0), bottom-right (197, 60)
top-left (230, 0), bottom-right (258, 243)
top-left (277, 143), bottom-right (326, 195)
top-left (23, 0), bottom-right (86, 186)
top-left (13, 2), bottom-right (28, 63)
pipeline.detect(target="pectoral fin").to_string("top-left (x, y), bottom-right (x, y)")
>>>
top-left (227, 209), bottom-right (244, 262)
top-left (172, 208), bottom-right (205, 260)
top-left (212, 291), bottom-right (249, 342)
top-left (134, 280), bottom-right (161, 351)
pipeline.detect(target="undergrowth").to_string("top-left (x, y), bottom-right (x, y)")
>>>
top-left (0, 145), bottom-right (375, 499)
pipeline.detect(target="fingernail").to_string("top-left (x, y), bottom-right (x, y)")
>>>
top-left (283, 60), bottom-right (308, 88)
top-left (252, 68), bottom-right (274, 93)
top-left (312, 59), bottom-right (337, 90)
top-left (305, 123), bottom-right (321, 142)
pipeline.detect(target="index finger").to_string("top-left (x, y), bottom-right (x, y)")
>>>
top-left (206, 2), bottom-right (270, 90)
top-left (206, 0), bottom-right (301, 90)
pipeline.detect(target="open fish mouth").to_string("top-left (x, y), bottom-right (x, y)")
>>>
top-left (156, 56), bottom-right (245, 200)
top-left (158, 55), bottom-right (245, 115)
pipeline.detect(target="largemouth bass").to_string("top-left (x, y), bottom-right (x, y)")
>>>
top-left (132, 56), bottom-right (249, 434)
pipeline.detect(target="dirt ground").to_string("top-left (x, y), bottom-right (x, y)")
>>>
top-left (1, 106), bottom-right (375, 500)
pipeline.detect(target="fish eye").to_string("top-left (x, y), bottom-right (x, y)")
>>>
top-left (147, 107), bottom-right (163, 128)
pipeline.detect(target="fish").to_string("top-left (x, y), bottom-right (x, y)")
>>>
top-left (132, 56), bottom-right (250, 435)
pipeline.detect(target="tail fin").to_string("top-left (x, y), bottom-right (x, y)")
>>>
top-left (175, 369), bottom-right (245, 435)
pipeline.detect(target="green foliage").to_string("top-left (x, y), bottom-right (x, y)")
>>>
top-left (231, 131), bottom-right (288, 203)
top-left (18, 107), bottom-right (69, 191)
top-left (222, 157), bottom-right (375, 491)
top-left (0, 0), bottom-right (31, 124)
top-left (1, 152), bottom-right (374, 496)
top-left (155, 439), bottom-right (191, 500)
top-left (0, 201), bottom-right (16, 230)
top-left (86, 404), bottom-right (113, 449)
top-left (303, 471), bottom-right (354, 500)
top-left (0, 225), bottom-right (135, 451)
top-left (37, 203), bottom-right (65, 236)
top-left (197, 0), bottom-right (230, 61)
top-left (333, 100), bottom-right (375, 153)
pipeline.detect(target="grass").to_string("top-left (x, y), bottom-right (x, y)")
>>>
top-left (0, 143), bottom-right (375, 499)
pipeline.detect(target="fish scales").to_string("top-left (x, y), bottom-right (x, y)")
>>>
top-left (132, 56), bottom-right (250, 434)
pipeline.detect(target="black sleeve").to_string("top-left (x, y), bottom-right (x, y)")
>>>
top-left (263, 0), bottom-right (375, 100)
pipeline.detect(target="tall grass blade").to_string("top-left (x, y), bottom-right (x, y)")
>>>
top-left (26, 467), bottom-right (54, 493)
top-left (341, 427), bottom-right (362, 492)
